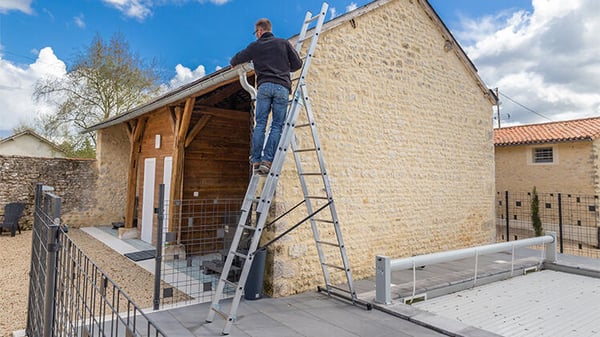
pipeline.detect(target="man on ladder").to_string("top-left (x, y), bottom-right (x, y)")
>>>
top-left (207, 4), bottom-right (366, 335)
top-left (230, 18), bottom-right (303, 175)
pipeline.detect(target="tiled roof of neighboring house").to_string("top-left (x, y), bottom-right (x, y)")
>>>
top-left (494, 117), bottom-right (600, 146)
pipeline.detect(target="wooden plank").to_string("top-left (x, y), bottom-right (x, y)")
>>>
top-left (125, 117), bottom-right (147, 228)
top-left (196, 106), bottom-right (250, 121)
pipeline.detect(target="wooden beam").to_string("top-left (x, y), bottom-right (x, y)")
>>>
top-left (168, 105), bottom-right (180, 135)
top-left (168, 97), bottom-right (195, 231)
top-left (124, 117), bottom-right (147, 228)
top-left (185, 115), bottom-right (212, 148)
top-left (196, 105), bottom-right (249, 121)
top-left (126, 121), bottom-right (134, 141)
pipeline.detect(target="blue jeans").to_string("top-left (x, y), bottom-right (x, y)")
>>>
top-left (251, 82), bottom-right (289, 163)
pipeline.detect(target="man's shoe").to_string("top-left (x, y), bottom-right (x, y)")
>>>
top-left (252, 162), bottom-right (261, 174)
top-left (259, 161), bottom-right (271, 174)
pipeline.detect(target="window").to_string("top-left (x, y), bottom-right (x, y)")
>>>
top-left (533, 147), bottom-right (554, 163)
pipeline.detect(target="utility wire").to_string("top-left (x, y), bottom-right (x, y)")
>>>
top-left (499, 92), bottom-right (553, 122)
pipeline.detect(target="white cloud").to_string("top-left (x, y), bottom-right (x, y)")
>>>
top-left (0, 0), bottom-right (32, 14)
top-left (168, 64), bottom-right (206, 89)
top-left (74, 14), bottom-right (86, 28)
top-left (455, 0), bottom-right (600, 125)
top-left (101, 0), bottom-right (152, 20)
top-left (101, 0), bottom-right (231, 20)
top-left (0, 47), bottom-right (66, 131)
top-left (346, 2), bottom-right (358, 12)
top-left (329, 7), bottom-right (337, 19)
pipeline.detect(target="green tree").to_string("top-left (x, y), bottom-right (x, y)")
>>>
top-left (531, 187), bottom-right (543, 236)
top-left (33, 32), bottom-right (161, 157)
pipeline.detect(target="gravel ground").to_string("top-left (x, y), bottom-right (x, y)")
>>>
top-left (0, 228), bottom-right (163, 337)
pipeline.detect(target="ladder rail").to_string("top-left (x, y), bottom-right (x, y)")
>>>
top-left (295, 85), bottom-right (357, 296)
top-left (290, 134), bottom-right (333, 288)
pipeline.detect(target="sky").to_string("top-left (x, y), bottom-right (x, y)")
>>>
top-left (0, 0), bottom-right (599, 134)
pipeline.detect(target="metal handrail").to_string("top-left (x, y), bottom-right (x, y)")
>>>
top-left (375, 232), bottom-right (557, 304)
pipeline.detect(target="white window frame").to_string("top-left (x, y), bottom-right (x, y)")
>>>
top-left (528, 145), bottom-right (557, 165)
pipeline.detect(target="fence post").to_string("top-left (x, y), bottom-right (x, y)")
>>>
top-left (505, 191), bottom-right (510, 241)
top-left (154, 184), bottom-right (165, 310)
top-left (375, 255), bottom-right (391, 304)
top-left (43, 192), bottom-right (61, 337)
top-left (557, 193), bottom-right (564, 253)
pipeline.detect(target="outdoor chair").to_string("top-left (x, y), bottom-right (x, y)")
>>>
top-left (0, 202), bottom-right (26, 237)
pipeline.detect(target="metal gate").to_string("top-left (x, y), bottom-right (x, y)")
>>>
top-left (26, 183), bottom-right (167, 337)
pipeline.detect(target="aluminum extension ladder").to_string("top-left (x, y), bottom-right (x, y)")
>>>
top-left (206, 3), bottom-right (359, 334)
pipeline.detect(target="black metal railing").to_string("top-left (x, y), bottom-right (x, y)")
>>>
top-left (496, 191), bottom-right (600, 258)
top-left (26, 183), bottom-right (167, 337)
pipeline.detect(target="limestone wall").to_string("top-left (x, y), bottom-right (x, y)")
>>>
top-left (495, 141), bottom-right (596, 195)
top-left (95, 123), bottom-right (131, 225)
top-left (265, 0), bottom-right (496, 296)
top-left (0, 123), bottom-right (130, 230)
top-left (0, 155), bottom-right (98, 229)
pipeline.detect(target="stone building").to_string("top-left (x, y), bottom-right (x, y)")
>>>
top-left (87, 0), bottom-right (496, 296)
top-left (495, 117), bottom-right (600, 196)
top-left (494, 117), bottom-right (600, 248)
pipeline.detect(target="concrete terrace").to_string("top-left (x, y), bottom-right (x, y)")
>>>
top-left (79, 226), bottom-right (600, 337)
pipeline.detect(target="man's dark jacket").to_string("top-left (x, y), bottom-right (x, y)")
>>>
top-left (231, 32), bottom-right (302, 92)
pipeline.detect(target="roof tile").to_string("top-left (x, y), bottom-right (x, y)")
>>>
top-left (494, 117), bottom-right (600, 146)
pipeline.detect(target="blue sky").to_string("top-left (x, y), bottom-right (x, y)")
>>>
top-left (2, 0), bottom-right (600, 133)
top-left (1, 0), bottom-right (531, 76)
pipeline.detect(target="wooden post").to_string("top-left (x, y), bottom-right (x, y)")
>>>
top-left (168, 97), bottom-right (195, 230)
top-left (124, 118), bottom-right (147, 228)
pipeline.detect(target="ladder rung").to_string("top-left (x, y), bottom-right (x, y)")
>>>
top-left (305, 15), bottom-right (321, 24)
top-left (314, 219), bottom-right (334, 224)
top-left (316, 240), bottom-right (340, 247)
top-left (322, 263), bottom-right (346, 271)
top-left (210, 307), bottom-right (228, 320)
top-left (245, 197), bottom-right (260, 203)
top-left (326, 284), bottom-right (353, 294)
top-left (295, 123), bottom-right (311, 128)
top-left (232, 251), bottom-right (248, 259)
top-left (298, 31), bottom-right (318, 43)
top-left (241, 224), bottom-right (256, 231)
top-left (294, 148), bottom-right (316, 153)
top-left (223, 279), bottom-right (238, 288)
top-left (306, 195), bottom-right (328, 200)
top-left (300, 172), bottom-right (324, 176)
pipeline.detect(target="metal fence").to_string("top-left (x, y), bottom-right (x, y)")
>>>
top-left (26, 183), bottom-right (167, 337)
top-left (496, 191), bottom-right (600, 258)
top-left (156, 197), bottom-right (244, 308)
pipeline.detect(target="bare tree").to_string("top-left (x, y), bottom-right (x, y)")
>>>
top-left (33, 32), bottom-right (161, 157)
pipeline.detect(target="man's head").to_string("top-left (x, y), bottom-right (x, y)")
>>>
top-left (254, 18), bottom-right (272, 39)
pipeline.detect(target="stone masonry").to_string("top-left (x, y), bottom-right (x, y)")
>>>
top-left (0, 155), bottom-right (97, 229)
top-left (495, 141), bottom-right (598, 196)
top-left (264, 0), bottom-right (496, 297)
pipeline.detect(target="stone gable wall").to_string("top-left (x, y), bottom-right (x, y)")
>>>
top-left (265, 0), bottom-right (496, 296)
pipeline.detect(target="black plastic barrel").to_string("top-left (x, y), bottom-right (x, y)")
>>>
top-left (244, 248), bottom-right (267, 300)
